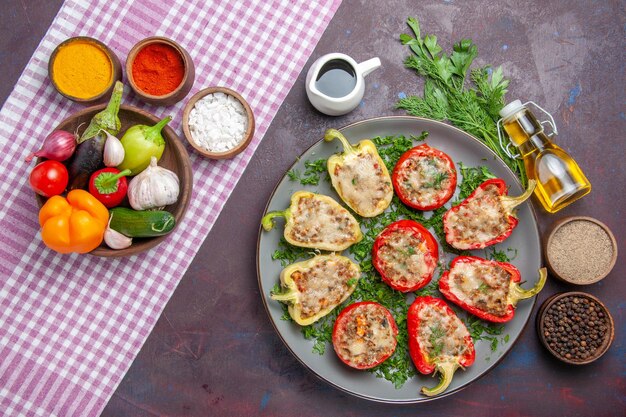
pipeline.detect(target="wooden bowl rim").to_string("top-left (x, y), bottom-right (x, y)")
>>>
top-left (181, 86), bottom-right (256, 159)
top-left (536, 291), bottom-right (615, 365)
top-left (544, 216), bottom-right (618, 285)
top-left (48, 36), bottom-right (122, 105)
top-left (125, 36), bottom-right (194, 101)
top-left (36, 104), bottom-right (193, 257)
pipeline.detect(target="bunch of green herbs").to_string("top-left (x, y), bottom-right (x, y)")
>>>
top-left (396, 17), bottom-right (527, 186)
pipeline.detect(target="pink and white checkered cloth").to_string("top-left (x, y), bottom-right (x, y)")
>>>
top-left (0, 1), bottom-right (340, 415)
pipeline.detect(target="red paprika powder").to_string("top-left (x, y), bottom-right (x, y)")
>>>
top-left (131, 43), bottom-right (184, 96)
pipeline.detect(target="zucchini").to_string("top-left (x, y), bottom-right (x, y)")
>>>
top-left (109, 207), bottom-right (176, 238)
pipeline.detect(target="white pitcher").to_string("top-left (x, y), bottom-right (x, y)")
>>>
top-left (305, 53), bottom-right (381, 116)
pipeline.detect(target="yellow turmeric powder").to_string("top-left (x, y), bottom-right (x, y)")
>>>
top-left (52, 40), bottom-right (113, 99)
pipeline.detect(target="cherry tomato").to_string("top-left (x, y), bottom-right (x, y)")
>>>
top-left (29, 160), bottom-right (68, 197)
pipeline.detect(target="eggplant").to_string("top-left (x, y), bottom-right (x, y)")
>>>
top-left (67, 135), bottom-right (106, 190)
top-left (67, 81), bottom-right (123, 190)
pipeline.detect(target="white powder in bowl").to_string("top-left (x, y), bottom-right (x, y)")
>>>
top-left (188, 92), bottom-right (248, 153)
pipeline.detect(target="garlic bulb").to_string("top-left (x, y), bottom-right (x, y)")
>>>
top-left (103, 130), bottom-right (125, 167)
top-left (104, 218), bottom-right (132, 249)
top-left (128, 156), bottom-right (180, 210)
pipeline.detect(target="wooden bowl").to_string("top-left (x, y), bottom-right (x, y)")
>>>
top-left (49, 37), bottom-right (123, 105)
top-left (35, 105), bottom-right (193, 257)
top-left (536, 291), bottom-right (614, 365)
top-left (182, 87), bottom-right (255, 159)
top-left (544, 216), bottom-right (618, 285)
top-left (126, 37), bottom-right (195, 106)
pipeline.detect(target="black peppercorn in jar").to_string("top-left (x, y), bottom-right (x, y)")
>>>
top-left (537, 292), bottom-right (614, 365)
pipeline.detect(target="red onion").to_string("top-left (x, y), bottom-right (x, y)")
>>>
top-left (25, 130), bottom-right (77, 162)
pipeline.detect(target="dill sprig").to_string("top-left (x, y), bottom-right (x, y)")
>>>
top-left (397, 17), bottom-right (527, 186)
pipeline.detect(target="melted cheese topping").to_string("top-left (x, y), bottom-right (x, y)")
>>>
top-left (333, 152), bottom-right (392, 216)
top-left (292, 257), bottom-right (359, 319)
top-left (376, 230), bottom-right (435, 288)
top-left (334, 304), bottom-right (396, 367)
top-left (396, 155), bottom-right (454, 207)
top-left (447, 261), bottom-right (511, 316)
top-left (445, 184), bottom-right (509, 249)
top-left (288, 195), bottom-right (359, 247)
top-left (417, 304), bottom-right (470, 361)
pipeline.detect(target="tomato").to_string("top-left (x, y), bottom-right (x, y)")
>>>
top-left (332, 301), bottom-right (398, 370)
top-left (29, 160), bottom-right (69, 197)
top-left (372, 220), bottom-right (438, 292)
top-left (392, 144), bottom-right (457, 210)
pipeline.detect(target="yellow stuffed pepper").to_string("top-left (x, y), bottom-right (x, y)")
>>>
top-left (271, 254), bottom-right (360, 326)
top-left (324, 129), bottom-right (393, 217)
top-left (39, 189), bottom-right (109, 254)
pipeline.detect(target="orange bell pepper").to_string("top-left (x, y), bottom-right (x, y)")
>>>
top-left (38, 189), bottom-right (109, 254)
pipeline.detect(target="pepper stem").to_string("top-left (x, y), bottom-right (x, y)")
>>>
top-left (500, 179), bottom-right (536, 215)
top-left (94, 169), bottom-right (131, 194)
top-left (147, 116), bottom-right (172, 140)
top-left (421, 361), bottom-right (459, 397)
top-left (261, 209), bottom-right (289, 231)
top-left (324, 129), bottom-right (356, 155)
top-left (508, 267), bottom-right (547, 306)
top-left (270, 287), bottom-right (298, 303)
top-left (79, 81), bottom-right (124, 143)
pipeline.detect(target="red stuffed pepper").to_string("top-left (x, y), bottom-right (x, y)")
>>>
top-left (408, 296), bottom-right (475, 396)
top-left (372, 220), bottom-right (438, 292)
top-left (332, 301), bottom-right (398, 370)
top-left (392, 144), bottom-right (457, 210)
top-left (443, 178), bottom-right (536, 250)
top-left (439, 256), bottom-right (547, 323)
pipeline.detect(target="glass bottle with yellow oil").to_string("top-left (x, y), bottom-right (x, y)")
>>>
top-left (497, 100), bottom-right (590, 213)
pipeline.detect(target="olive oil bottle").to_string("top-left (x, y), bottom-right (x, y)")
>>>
top-left (498, 100), bottom-right (590, 213)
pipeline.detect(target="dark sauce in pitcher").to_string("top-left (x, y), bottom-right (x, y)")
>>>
top-left (315, 59), bottom-right (357, 98)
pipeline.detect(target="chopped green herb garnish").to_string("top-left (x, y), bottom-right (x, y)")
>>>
top-left (287, 158), bottom-right (328, 185)
top-left (271, 238), bottom-right (311, 266)
top-left (429, 323), bottom-right (446, 357)
top-left (423, 171), bottom-right (449, 189)
top-left (478, 283), bottom-right (491, 293)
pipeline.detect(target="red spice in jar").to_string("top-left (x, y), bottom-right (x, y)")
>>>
top-left (131, 43), bottom-right (184, 96)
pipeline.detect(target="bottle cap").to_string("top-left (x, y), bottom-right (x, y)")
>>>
top-left (499, 99), bottom-right (524, 120)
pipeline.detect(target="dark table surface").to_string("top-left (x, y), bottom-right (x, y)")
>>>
top-left (3, 1), bottom-right (624, 416)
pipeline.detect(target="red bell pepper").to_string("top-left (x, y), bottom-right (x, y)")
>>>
top-left (88, 168), bottom-right (131, 208)
top-left (372, 220), bottom-right (438, 292)
top-left (408, 296), bottom-right (475, 396)
top-left (443, 178), bottom-right (536, 250)
top-left (439, 256), bottom-right (547, 323)
top-left (392, 144), bottom-right (457, 210)
top-left (332, 301), bottom-right (398, 370)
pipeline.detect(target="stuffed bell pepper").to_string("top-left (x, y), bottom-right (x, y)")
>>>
top-left (332, 301), bottom-right (398, 370)
top-left (443, 178), bottom-right (536, 250)
top-left (439, 256), bottom-right (547, 323)
top-left (270, 254), bottom-right (360, 326)
top-left (372, 220), bottom-right (438, 292)
top-left (392, 144), bottom-right (457, 211)
top-left (262, 191), bottom-right (362, 251)
top-left (324, 129), bottom-right (393, 217)
top-left (408, 296), bottom-right (475, 396)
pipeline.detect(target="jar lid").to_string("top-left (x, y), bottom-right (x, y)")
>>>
top-left (499, 99), bottom-right (524, 120)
